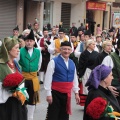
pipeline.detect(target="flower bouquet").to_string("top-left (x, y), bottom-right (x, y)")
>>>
top-left (2, 72), bottom-right (29, 105)
top-left (3, 72), bottom-right (24, 89)
top-left (86, 97), bottom-right (120, 120)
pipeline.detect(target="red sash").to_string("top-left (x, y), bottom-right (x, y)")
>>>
top-left (52, 81), bottom-right (73, 115)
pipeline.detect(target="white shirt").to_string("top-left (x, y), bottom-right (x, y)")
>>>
top-left (44, 55), bottom-right (79, 96)
top-left (48, 38), bottom-right (65, 55)
top-left (74, 42), bottom-right (83, 59)
top-left (37, 37), bottom-right (52, 51)
top-left (50, 35), bottom-right (57, 43)
top-left (0, 40), bottom-right (2, 46)
top-left (34, 37), bottom-right (41, 49)
top-left (102, 55), bottom-right (114, 68)
top-left (48, 39), bottom-right (74, 59)
top-left (0, 82), bottom-right (12, 103)
top-left (102, 51), bottom-right (120, 69)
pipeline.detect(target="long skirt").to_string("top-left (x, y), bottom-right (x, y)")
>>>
top-left (79, 68), bottom-right (92, 106)
top-left (0, 97), bottom-right (27, 120)
top-left (79, 82), bottom-right (87, 106)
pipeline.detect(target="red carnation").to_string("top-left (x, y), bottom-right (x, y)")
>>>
top-left (3, 72), bottom-right (24, 88)
top-left (86, 97), bottom-right (108, 119)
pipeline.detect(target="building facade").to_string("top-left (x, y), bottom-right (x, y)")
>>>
top-left (0, 0), bottom-right (117, 39)
top-left (0, 0), bottom-right (17, 39)
top-left (0, 0), bottom-right (86, 39)
top-left (86, 0), bottom-right (115, 35)
top-left (33, 0), bottom-right (86, 30)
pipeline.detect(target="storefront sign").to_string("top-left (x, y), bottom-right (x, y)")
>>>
top-left (86, 1), bottom-right (106, 11)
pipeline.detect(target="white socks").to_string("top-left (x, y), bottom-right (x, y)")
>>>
top-left (39, 72), bottom-right (44, 82)
top-left (27, 105), bottom-right (35, 120)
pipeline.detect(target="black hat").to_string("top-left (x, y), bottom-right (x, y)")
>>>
top-left (71, 33), bottom-right (77, 38)
top-left (109, 29), bottom-right (114, 32)
top-left (43, 27), bottom-right (48, 32)
top-left (59, 28), bottom-right (65, 33)
top-left (18, 34), bottom-right (25, 40)
top-left (24, 29), bottom-right (35, 41)
top-left (117, 39), bottom-right (120, 49)
top-left (84, 30), bottom-right (91, 36)
top-left (27, 23), bottom-right (32, 29)
top-left (61, 41), bottom-right (72, 48)
top-left (13, 25), bottom-right (19, 31)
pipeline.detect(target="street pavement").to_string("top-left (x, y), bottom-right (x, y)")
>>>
top-left (34, 84), bottom-right (84, 120)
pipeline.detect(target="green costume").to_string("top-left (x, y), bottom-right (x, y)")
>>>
top-left (110, 52), bottom-right (120, 86)
top-left (19, 47), bottom-right (40, 72)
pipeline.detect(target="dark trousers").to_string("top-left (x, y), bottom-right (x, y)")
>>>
top-left (46, 90), bottom-right (69, 120)
top-left (25, 80), bottom-right (35, 105)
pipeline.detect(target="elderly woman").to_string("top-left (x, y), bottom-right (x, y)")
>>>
top-left (78, 39), bottom-right (99, 106)
top-left (0, 37), bottom-right (28, 120)
top-left (94, 40), bottom-right (113, 67)
top-left (83, 64), bottom-right (120, 120)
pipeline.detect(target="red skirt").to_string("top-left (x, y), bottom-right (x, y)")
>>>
top-left (79, 82), bottom-right (87, 106)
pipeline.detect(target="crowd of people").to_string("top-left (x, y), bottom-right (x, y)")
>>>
top-left (1, 20), bottom-right (120, 120)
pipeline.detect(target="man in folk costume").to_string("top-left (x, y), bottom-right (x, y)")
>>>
top-left (11, 25), bottom-right (19, 38)
top-left (17, 29), bottom-right (42, 120)
top-left (108, 28), bottom-right (114, 41)
top-left (33, 21), bottom-right (43, 41)
top-left (95, 34), bottom-right (103, 53)
top-left (69, 33), bottom-right (79, 70)
top-left (49, 27), bottom-right (58, 42)
top-left (48, 28), bottom-right (69, 59)
top-left (69, 23), bottom-right (78, 37)
top-left (38, 28), bottom-right (51, 84)
top-left (77, 29), bottom-right (84, 42)
top-left (44, 41), bottom-right (80, 120)
top-left (74, 33), bottom-right (85, 60)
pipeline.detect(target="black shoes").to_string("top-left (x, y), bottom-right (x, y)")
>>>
top-left (40, 81), bottom-right (43, 84)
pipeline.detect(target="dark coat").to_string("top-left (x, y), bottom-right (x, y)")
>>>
top-left (83, 85), bottom-right (120, 120)
top-left (78, 50), bottom-right (99, 78)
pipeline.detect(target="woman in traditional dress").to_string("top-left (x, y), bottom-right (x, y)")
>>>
top-left (78, 39), bottom-right (99, 106)
top-left (84, 64), bottom-right (120, 120)
top-left (0, 37), bottom-right (28, 120)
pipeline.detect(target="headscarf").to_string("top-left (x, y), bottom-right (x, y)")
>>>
top-left (85, 64), bottom-right (112, 90)
top-left (0, 37), bottom-right (18, 63)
